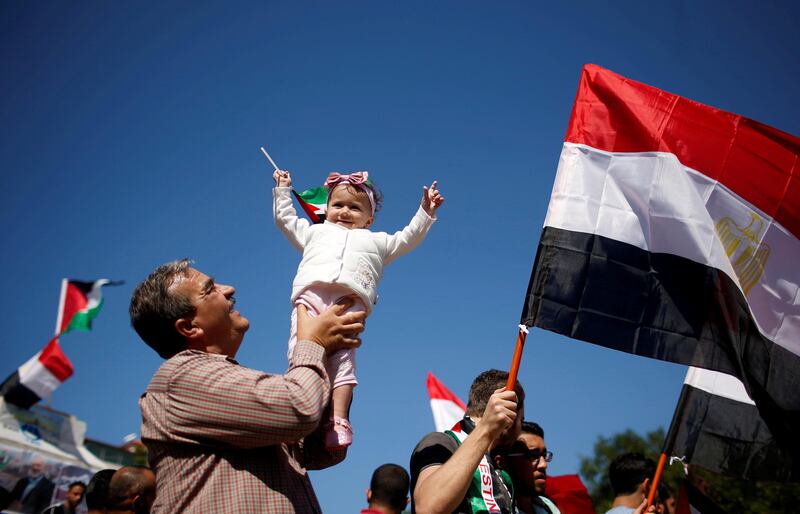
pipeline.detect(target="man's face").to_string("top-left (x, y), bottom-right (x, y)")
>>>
top-left (65, 485), bottom-right (86, 508)
top-left (29, 459), bottom-right (45, 478)
top-left (506, 432), bottom-right (549, 495)
top-left (171, 268), bottom-right (249, 356)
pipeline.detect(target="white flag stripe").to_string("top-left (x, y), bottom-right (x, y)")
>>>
top-left (544, 142), bottom-right (800, 356)
top-left (430, 398), bottom-right (466, 432)
top-left (684, 366), bottom-right (755, 405)
top-left (17, 353), bottom-right (63, 399)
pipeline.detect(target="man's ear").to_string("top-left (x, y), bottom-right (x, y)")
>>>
top-left (366, 488), bottom-right (372, 503)
top-left (642, 477), bottom-right (651, 497)
top-left (175, 316), bottom-right (200, 340)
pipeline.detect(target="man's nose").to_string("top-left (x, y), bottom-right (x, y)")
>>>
top-left (221, 284), bottom-right (235, 297)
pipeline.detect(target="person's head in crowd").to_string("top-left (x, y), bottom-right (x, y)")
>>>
top-left (608, 452), bottom-right (656, 507)
top-left (106, 466), bottom-right (156, 514)
top-left (64, 481), bottom-right (87, 511)
top-left (655, 483), bottom-right (676, 514)
top-left (86, 469), bottom-right (116, 514)
top-left (129, 258), bottom-right (249, 359)
top-left (465, 369), bottom-right (525, 447)
top-left (365, 463), bottom-right (410, 514)
top-left (28, 456), bottom-right (47, 478)
top-left (496, 421), bottom-right (551, 497)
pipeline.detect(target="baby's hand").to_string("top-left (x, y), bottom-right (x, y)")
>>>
top-left (421, 180), bottom-right (444, 217)
top-left (273, 169), bottom-right (292, 187)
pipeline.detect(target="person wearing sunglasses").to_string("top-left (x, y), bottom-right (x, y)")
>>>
top-left (494, 421), bottom-right (559, 514)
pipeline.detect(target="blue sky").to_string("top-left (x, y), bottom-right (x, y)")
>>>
top-left (1, 1), bottom-right (798, 511)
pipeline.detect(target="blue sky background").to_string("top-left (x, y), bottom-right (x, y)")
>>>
top-left (1, 1), bottom-right (798, 511)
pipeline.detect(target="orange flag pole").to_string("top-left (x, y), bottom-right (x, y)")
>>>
top-left (646, 452), bottom-right (668, 509)
top-left (506, 325), bottom-right (529, 390)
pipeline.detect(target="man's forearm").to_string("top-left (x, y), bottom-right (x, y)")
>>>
top-left (414, 424), bottom-right (493, 514)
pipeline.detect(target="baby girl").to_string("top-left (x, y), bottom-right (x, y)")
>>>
top-left (273, 169), bottom-right (444, 448)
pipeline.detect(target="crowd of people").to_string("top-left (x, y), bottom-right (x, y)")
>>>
top-left (4, 170), bottom-right (668, 514)
top-left (118, 258), bottom-right (673, 514)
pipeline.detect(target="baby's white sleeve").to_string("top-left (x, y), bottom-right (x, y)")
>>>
top-left (383, 206), bottom-right (436, 265)
top-left (273, 187), bottom-right (309, 252)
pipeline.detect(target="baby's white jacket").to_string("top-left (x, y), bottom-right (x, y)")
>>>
top-left (273, 187), bottom-right (436, 313)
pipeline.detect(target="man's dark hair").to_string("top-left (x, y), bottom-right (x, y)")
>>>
top-left (107, 466), bottom-right (154, 510)
top-left (369, 463), bottom-right (409, 510)
top-left (130, 258), bottom-right (195, 359)
top-left (466, 369), bottom-right (525, 417)
top-left (608, 452), bottom-right (656, 496)
top-left (521, 421), bottom-right (544, 438)
top-left (86, 469), bottom-right (115, 510)
top-left (67, 481), bottom-right (86, 491)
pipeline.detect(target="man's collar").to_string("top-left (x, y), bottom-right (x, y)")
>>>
top-left (460, 416), bottom-right (476, 434)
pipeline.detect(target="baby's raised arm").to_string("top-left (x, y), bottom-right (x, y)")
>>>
top-left (273, 169), bottom-right (293, 187)
top-left (421, 180), bottom-right (445, 217)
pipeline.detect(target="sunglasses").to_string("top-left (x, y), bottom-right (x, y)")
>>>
top-left (505, 449), bottom-right (553, 463)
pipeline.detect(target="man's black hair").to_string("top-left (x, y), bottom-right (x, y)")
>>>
top-left (86, 469), bottom-right (115, 510)
top-left (608, 452), bottom-right (656, 496)
top-left (521, 421), bottom-right (544, 438)
top-left (369, 463), bottom-right (409, 510)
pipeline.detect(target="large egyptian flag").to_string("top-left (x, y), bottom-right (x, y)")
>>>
top-left (666, 367), bottom-right (797, 481)
top-left (520, 65), bottom-right (799, 454)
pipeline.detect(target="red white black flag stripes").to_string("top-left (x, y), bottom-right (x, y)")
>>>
top-left (521, 65), bottom-right (800, 456)
top-left (0, 338), bottom-right (74, 408)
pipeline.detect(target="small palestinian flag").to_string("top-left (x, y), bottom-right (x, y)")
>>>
top-left (58, 279), bottom-right (123, 335)
top-left (293, 187), bottom-right (328, 224)
top-left (0, 338), bottom-right (73, 409)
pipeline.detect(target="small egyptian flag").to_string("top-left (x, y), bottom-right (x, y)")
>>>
top-left (293, 187), bottom-right (328, 224)
top-left (0, 338), bottom-right (73, 409)
top-left (427, 372), bottom-right (466, 432)
top-left (58, 279), bottom-right (123, 335)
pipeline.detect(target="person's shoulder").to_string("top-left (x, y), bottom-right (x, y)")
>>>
top-left (604, 507), bottom-right (636, 514)
top-left (411, 431), bottom-right (458, 456)
top-left (148, 350), bottom-right (230, 385)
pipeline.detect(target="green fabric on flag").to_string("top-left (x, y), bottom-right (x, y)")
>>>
top-left (297, 186), bottom-right (328, 204)
top-left (64, 299), bottom-right (104, 333)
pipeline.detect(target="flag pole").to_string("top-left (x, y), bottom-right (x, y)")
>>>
top-left (54, 279), bottom-right (68, 337)
top-left (646, 452), bottom-right (668, 509)
top-left (260, 146), bottom-right (280, 171)
top-left (505, 325), bottom-right (529, 390)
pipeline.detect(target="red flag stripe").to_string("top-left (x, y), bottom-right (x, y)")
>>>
top-left (60, 282), bottom-right (90, 332)
top-left (565, 64), bottom-right (800, 239)
top-left (426, 372), bottom-right (467, 409)
top-left (38, 338), bottom-right (74, 382)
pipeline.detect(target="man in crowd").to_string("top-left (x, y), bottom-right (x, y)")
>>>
top-left (106, 466), bottom-right (156, 514)
top-left (410, 369), bottom-right (524, 514)
top-left (604, 453), bottom-right (656, 514)
top-left (495, 421), bottom-right (560, 514)
top-left (85, 469), bottom-right (116, 514)
top-left (130, 259), bottom-right (366, 513)
top-left (41, 481), bottom-right (86, 514)
top-left (362, 463), bottom-right (410, 514)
